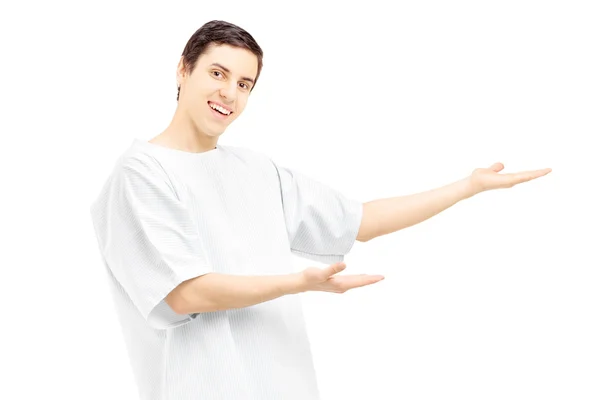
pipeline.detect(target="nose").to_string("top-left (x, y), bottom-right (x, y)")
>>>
top-left (219, 82), bottom-right (237, 103)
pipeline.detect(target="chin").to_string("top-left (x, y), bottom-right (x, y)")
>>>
top-left (207, 125), bottom-right (227, 137)
top-left (193, 119), bottom-right (225, 137)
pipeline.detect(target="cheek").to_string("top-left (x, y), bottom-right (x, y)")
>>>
top-left (236, 97), bottom-right (249, 113)
top-left (185, 99), bottom-right (205, 119)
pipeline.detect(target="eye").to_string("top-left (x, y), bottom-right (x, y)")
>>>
top-left (212, 70), bottom-right (223, 78)
top-left (239, 82), bottom-right (249, 90)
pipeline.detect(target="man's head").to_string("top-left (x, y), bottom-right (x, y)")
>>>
top-left (175, 20), bottom-right (263, 138)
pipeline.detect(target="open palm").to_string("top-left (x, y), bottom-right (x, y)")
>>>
top-left (469, 162), bottom-right (552, 194)
top-left (300, 263), bottom-right (384, 294)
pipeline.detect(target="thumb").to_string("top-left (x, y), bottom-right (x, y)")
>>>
top-left (488, 162), bottom-right (504, 172)
top-left (323, 262), bottom-right (346, 278)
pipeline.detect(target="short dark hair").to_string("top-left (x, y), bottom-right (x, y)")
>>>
top-left (177, 20), bottom-right (263, 101)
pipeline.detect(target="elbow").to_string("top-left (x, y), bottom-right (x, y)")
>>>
top-left (356, 203), bottom-right (374, 243)
top-left (356, 218), bottom-right (373, 243)
top-left (168, 292), bottom-right (214, 315)
top-left (165, 289), bottom-right (190, 315)
top-left (356, 232), bottom-right (371, 243)
top-left (166, 276), bottom-right (218, 315)
top-left (165, 281), bottom-right (202, 315)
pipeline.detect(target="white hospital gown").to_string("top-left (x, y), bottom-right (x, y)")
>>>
top-left (88, 138), bottom-right (363, 400)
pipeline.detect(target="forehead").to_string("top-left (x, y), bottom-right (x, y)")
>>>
top-left (197, 44), bottom-right (258, 78)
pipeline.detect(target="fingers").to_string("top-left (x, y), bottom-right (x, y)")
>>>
top-left (331, 274), bottom-right (385, 292)
top-left (506, 168), bottom-right (552, 186)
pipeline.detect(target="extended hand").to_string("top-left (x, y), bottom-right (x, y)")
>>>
top-left (298, 262), bottom-right (384, 294)
top-left (469, 162), bottom-right (552, 195)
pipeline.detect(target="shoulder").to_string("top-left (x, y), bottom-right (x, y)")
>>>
top-left (102, 146), bottom-right (176, 196)
top-left (90, 143), bottom-right (181, 220)
top-left (118, 144), bottom-right (167, 174)
top-left (94, 149), bottom-right (172, 202)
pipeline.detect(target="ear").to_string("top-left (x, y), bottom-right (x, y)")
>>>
top-left (176, 56), bottom-right (187, 87)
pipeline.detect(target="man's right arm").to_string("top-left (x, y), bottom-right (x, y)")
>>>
top-left (166, 262), bottom-right (385, 314)
top-left (166, 272), bottom-right (306, 314)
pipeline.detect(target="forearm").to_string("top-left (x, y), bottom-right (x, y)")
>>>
top-left (360, 177), bottom-right (475, 241)
top-left (171, 272), bottom-right (305, 314)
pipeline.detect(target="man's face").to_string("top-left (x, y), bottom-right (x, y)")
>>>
top-left (177, 44), bottom-right (258, 138)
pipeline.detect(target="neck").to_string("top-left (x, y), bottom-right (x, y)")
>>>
top-left (154, 107), bottom-right (218, 153)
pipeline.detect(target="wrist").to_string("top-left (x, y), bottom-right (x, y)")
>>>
top-left (287, 272), bottom-right (308, 295)
top-left (460, 177), bottom-right (479, 199)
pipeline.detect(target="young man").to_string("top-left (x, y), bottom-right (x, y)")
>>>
top-left (89, 20), bottom-right (551, 400)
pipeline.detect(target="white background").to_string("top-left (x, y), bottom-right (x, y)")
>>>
top-left (1, 1), bottom-right (598, 399)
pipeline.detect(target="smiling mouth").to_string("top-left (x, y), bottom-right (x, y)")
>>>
top-left (208, 101), bottom-right (232, 116)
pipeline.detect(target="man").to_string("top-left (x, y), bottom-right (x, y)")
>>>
top-left (89, 20), bottom-right (551, 400)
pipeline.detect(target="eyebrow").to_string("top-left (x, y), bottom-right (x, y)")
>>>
top-left (210, 63), bottom-right (255, 85)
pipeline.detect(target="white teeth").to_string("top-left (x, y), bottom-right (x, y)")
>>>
top-left (209, 102), bottom-right (231, 115)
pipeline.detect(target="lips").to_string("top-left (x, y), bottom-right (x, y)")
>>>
top-left (208, 101), bottom-right (233, 116)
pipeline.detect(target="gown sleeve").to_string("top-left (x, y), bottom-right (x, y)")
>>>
top-left (270, 160), bottom-right (363, 264)
top-left (89, 154), bottom-right (213, 329)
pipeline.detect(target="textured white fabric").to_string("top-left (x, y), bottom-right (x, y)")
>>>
top-left (89, 138), bottom-right (363, 400)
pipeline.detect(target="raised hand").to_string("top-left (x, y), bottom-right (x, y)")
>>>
top-left (298, 262), bottom-right (384, 294)
top-left (468, 162), bottom-right (552, 194)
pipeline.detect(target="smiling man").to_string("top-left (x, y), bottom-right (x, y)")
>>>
top-left (89, 19), bottom-right (551, 400)
top-left (149, 27), bottom-right (260, 153)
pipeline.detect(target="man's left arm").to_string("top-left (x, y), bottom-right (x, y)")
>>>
top-left (357, 162), bottom-right (552, 242)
